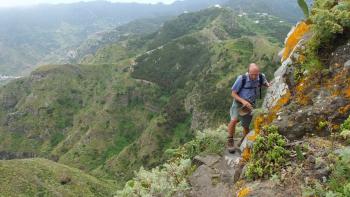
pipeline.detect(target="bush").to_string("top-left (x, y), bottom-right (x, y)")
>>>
top-left (116, 159), bottom-right (193, 197)
top-left (340, 115), bottom-right (350, 144)
top-left (245, 125), bottom-right (290, 180)
top-left (307, 0), bottom-right (350, 53)
top-left (167, 125), bottom-right (227, 160)
top-left (116, 125), bottom-right (227, 196)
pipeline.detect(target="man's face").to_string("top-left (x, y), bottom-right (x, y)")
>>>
top-left (248, 68), bottom-right (259, 80)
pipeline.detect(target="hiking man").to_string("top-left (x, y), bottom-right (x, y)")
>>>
top-left (227, 63), bottom-right (270, 153)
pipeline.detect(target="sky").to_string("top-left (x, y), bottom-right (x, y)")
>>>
top-left (0, 0), bottom-right (178, 7)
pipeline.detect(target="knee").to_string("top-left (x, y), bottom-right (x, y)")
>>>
top-left (230, 119), bottom-right (238, 125)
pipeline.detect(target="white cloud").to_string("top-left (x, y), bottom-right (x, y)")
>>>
top-left (0, 0), bottom-right (177, 7)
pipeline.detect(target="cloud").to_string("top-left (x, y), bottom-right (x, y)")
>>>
top-left (0, 0), bottom-right (176, 7)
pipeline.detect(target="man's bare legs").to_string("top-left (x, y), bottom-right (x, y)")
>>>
top-left (227, 118), bottom-right (238, 138)
top-left (228, 119), bottom-right (250, 148)
top-left (227, 119), bottom-right (238, 153)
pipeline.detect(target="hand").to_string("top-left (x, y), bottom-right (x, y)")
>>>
top-left (241, 100), bottom-right (253, 110)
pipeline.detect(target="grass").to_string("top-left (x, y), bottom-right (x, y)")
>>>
top-left (0, 158), bottom-right (116, 197)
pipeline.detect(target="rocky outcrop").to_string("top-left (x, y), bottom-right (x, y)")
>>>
top-left (271, 40), bottom-right (350, 140)
top-left (263, 21), bottom-right (312, 110)
top-left (185, 92), bottom-right (211, 131)
top-left (262, 22), bottom-right (350, 140)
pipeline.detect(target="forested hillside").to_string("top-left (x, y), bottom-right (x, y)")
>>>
top-left (0, 6), bottom-right (290, 193)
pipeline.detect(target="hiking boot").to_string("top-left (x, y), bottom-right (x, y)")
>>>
top-left (227, 137), bottom-right (237, 153)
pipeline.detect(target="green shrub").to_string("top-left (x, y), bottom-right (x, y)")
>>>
top-left (116, 159), bottom-right (193, 197)
top-left (340, 115), bottom-right (350, 144)
top-left (299, 0), bottom-right (350, 73)
top-left (245, 125), bottom-right (290, 180)
top-left (328, 148), bottom-right (350, 195)
top-left (167, 125), bottom-right (227, 160)
top-left (308, 0), bottom-right (350, 53)
top-left (116, 125), bottom-right (227, 196)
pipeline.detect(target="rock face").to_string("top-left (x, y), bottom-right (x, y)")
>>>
top-left (263, 22), bottom-right (312, 110)
top-left (262, 58), bottom-right (293, 110)
top-left (273, 93), bottom-right (348, 139)
top-left (185, 92), bottom-right (211, 131)
top-left (262, 24), bottom-right (350, 140)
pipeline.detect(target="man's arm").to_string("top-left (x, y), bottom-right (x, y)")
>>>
top-left (232, 91), bottom-right (253, 110)
top-left (231, 75), bottom-right (253, 110)
top-left (261, 73), bottom-right (270, 87)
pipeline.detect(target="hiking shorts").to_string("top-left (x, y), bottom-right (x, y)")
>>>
top-left (229, 101), bottom-right (253, 129)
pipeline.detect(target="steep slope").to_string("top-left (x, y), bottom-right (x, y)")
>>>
top-left (0, 62), bottom-right (164, 177)
top-left (0, 7), bottom-right (291, 188)
top-left (0, 158), bottom-right (116, 196)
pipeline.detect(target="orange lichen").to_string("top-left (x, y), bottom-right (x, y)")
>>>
top-left (338, 104), bottom-right (350, 115)
top-left (252, 90), bottom-right (291, 137)
top-left (237, 187), bottom-right (251, 197)
top-left (323, 69), bottom-right (350, 99)
top-left (282, 21), bottom-right (310, 62)
top-left (344, 87), bottom-right (350, 98)
top-left (242, 148), bottom-right (251, 162)
top-left (294, 77), bottom-right (313, 105)
top-left (331, 124), bottom-right (340, 131)
top-left (271, 91), bottom-right (291, 114)
top-left (247, 132), bottom-right (258, 141)
top-left (254, 116), bottom-right (265, 134)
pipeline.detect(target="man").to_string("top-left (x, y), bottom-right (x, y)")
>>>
top-left (227, 63), bottom-right (270, 153)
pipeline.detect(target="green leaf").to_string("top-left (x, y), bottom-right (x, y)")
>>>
top-left (298, 0), bottom-right (310, 18)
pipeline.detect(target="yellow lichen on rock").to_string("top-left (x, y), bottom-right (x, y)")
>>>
top-left (282, 21), bottom-right (310, 62)
top-left (242, 148), bottom-right (251, 162)
top-left (237, 186), bottom-right (251, 197)
top-left (254, 91), bottom-right (291, 133)
top-left (344, 87), bottom-right (350, 98)
top-left (339, 104), bottom-right (350, 115)
top-left (247, 133), bottom-right (258, 141)
top-left (295, 77), bottom-right (312, 105)
top-left (253, 115), bottom-right (264, 134)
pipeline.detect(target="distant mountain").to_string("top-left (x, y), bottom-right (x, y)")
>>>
top-left (225, 0), bottom-right (313, 23)
top-left (0, 0), bottom-right (308, 77)
top-left (0, 0), bottom-right (229, 76)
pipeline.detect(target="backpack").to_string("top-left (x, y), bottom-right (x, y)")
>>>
top-left (237, 73), bottom-right (264, 99)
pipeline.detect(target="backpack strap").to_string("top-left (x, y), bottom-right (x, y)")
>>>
top-left (237, 74), bottom-right (247, 95)
top-left (237, 73), bottom-right (265, 99)
top-left (259, 73), bottom-right (263, 99)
